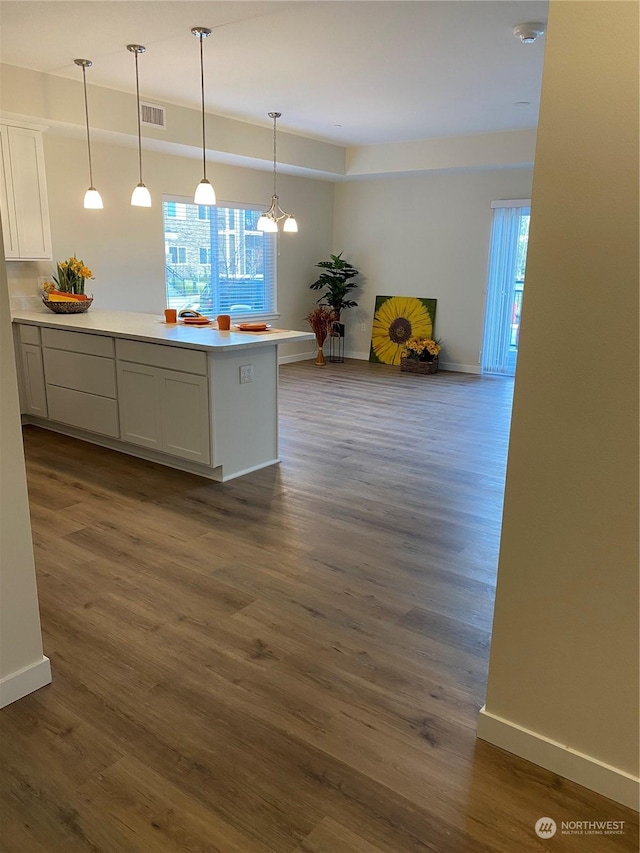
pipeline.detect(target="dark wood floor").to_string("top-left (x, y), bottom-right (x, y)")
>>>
top-left (1, 360), bottom-right (637, 852)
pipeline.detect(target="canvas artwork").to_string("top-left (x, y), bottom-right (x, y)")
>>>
top-left (369, 295), bottom-right (437, 365)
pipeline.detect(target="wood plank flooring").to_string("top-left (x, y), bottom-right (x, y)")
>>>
top-left (1, 360), bottom-right (637, 852)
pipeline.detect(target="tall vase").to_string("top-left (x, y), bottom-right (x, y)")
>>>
top-left (315, 344), bottom-right (326, 366)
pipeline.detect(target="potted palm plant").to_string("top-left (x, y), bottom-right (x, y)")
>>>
top-left (309, 252), bottom-right (359, 320)
top-left (310, 252), bottom-right (360, 362)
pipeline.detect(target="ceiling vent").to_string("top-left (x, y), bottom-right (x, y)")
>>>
top-left (140, 102), bottom-right (166, 129)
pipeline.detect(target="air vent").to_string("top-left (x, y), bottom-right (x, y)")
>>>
top-left (140, 102), bottom-right (166, 129)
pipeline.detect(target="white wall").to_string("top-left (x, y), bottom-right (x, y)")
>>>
top-left (333, 168), bottom-right (533, 369)
top-left (478, 0), bottom-right (639, 810)
top-left (0, 234), bottom-right (51, 707)
top-left (7, 131), bottom-right (334, 360)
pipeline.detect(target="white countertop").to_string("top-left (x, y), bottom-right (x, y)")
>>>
top-left (12, 308), bottom-right (315, 352)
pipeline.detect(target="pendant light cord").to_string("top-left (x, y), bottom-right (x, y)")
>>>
top-left (199, 33), bottom-right (207, 182)
top-left (134, 50), bottom-right (143, 183)
top-left (272, 113), bottom-right (277, 198)
top-left (81, 64), bottom-right (94, 187)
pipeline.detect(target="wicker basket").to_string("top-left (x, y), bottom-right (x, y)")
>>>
top-left (42, 295), bottom-right (93, 314)
top-left (400, 356), bottom-right (439, 375)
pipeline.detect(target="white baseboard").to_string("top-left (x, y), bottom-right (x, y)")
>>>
top-left (0, 656), bottom-right (51, 709)
top-left (278, 349), bottom-right (315, 365)
top-left (277, 350), bottom-right (482, 375)
top-left (477, 706), bottom-right (639, 811)
top-left (440, 361), bottom-right (481, 374)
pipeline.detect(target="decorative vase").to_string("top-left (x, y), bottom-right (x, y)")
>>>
top-left (315, 345), bottom-right (326, 366)
top-left (400, 356), bottom-right (439, 375)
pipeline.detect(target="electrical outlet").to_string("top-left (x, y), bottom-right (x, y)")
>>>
top-left (360, 323), bottom-right (366, 332)
top-left (239, 364), bottom-right (254, 384)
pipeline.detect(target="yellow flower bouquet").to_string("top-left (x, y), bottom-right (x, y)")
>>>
top-left (52, 256), bottom-right (94, 295)
top-left (401, 336), bottom-right (441, 362)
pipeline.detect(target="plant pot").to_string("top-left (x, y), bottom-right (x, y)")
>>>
top-left (400, 356), bottom-right (438, 375)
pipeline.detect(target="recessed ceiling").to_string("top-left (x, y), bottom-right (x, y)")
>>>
top-left (0, 0), bottom-right (548, 146)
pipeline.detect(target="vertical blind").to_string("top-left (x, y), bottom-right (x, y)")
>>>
top-left (482, 201), bottom-right (530, 375)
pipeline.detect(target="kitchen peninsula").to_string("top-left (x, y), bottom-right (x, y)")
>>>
top-left (12, 308), bottom-right (314, 481)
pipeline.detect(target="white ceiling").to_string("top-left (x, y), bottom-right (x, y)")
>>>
top-left (0, 0), bottom-right (548, 147)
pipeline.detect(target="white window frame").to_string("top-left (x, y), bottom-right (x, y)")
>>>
top-left (163, 194), bottom-right (278, 321)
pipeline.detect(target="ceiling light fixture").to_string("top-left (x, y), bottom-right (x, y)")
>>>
top-left (74, 58), bottom-right (103, 209)
top-left (513, 22), bottom-right (546, 44)
top-left (257, 112), bottom-right (297, 234)
top-left (191, 26), bottom-right (216, 206)
top-left (127, 44), bottom-right (151, 207)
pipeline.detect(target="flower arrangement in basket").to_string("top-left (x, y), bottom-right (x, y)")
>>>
top-left (42, 256), bottom-right (94, 313)
top-left (400, 336), bottom-right (442, 374)
top-left (305, 305), bottom-right (337, 366)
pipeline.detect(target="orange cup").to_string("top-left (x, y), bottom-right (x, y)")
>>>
top-left (164, 308), bottom-right (177, 324)
top-left (217, 314), bottom-right (231, 331)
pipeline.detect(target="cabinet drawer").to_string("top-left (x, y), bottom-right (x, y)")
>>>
top-left (47, 385), bottom-right (119, 438)
top-left (44, 348), bottom-right (117, 398)
top-left (41, 327), bottom-right (114, 358)
top-left (116, 339), bottom-right (207, 375)
top-left (18, 324), bottom-right (41, 345)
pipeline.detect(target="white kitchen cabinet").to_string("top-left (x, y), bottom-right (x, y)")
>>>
top-left (117, 362), bottom-right (162, 451)
top-left (118, 362), bottom-right (211, 465)
top-left (39, 328), bottom-right (119, 438)
top-left (13, 311), bottom-right (314, 481)
top-left (0, 122), bottom-right (52, 260)
top-left (20, 343), bottom-right (48, 418)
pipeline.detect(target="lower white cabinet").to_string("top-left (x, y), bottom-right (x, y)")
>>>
top-left (20, 343), bottom-right (48, 417)
top-left (118, 362), bottom-right (211, 465)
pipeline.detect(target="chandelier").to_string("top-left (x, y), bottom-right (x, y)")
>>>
top-left (257, 112), bottom-right (297, 233)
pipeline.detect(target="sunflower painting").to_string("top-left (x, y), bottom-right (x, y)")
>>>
top-left (369, 295), bottom-right (437, 365)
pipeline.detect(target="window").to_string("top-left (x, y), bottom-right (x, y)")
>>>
top-left (168, 246), bottom-right (187, 265)
top-left (482, 200), bottom-right (531, 375)
top-left (165, 201), bottom-right (187, 220)
top-left (163, 197), bottom-right (276, 317)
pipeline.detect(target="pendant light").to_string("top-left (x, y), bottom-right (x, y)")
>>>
top-left (257, 112), bottom-right (297, 233)
top-left (256, 113), bottom-right (298, 233)
top-left (127, 44), bottom-right (151, 207)
top-left (74, 59), bottom-right (103, 209)
top-left (191, 26), bottom-right (216, 205)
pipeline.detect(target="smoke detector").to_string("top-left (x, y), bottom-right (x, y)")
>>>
top-left (513, 22), bottom-right (546, 43)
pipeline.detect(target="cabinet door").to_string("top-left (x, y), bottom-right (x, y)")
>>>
top-left (0, 126), bottom-right (18, 259)
top-left (159, 370), bottom-right (211, 465)
top-left (117, 362), bottom-right (162, 450)
top-left (1, 125), bottom-right (52, 260)
top-left (21, 344), bottom-right (48, 418)
top-left (8, 126), bottom-right (52, 259)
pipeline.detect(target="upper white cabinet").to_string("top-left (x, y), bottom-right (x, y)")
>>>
top-left (0, 122), bottom-right (52, 260)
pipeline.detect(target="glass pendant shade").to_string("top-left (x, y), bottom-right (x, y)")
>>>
top-left (283, 216), bottom-right (298, 233)
top-left (194, 178), bottom-right (216, 205)
top-left (84, 187), bottom-right (104, 209)
top-left (257, 214), bottom-right (277, 233)
top-left (131, 183), bottom-right (151, 207)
